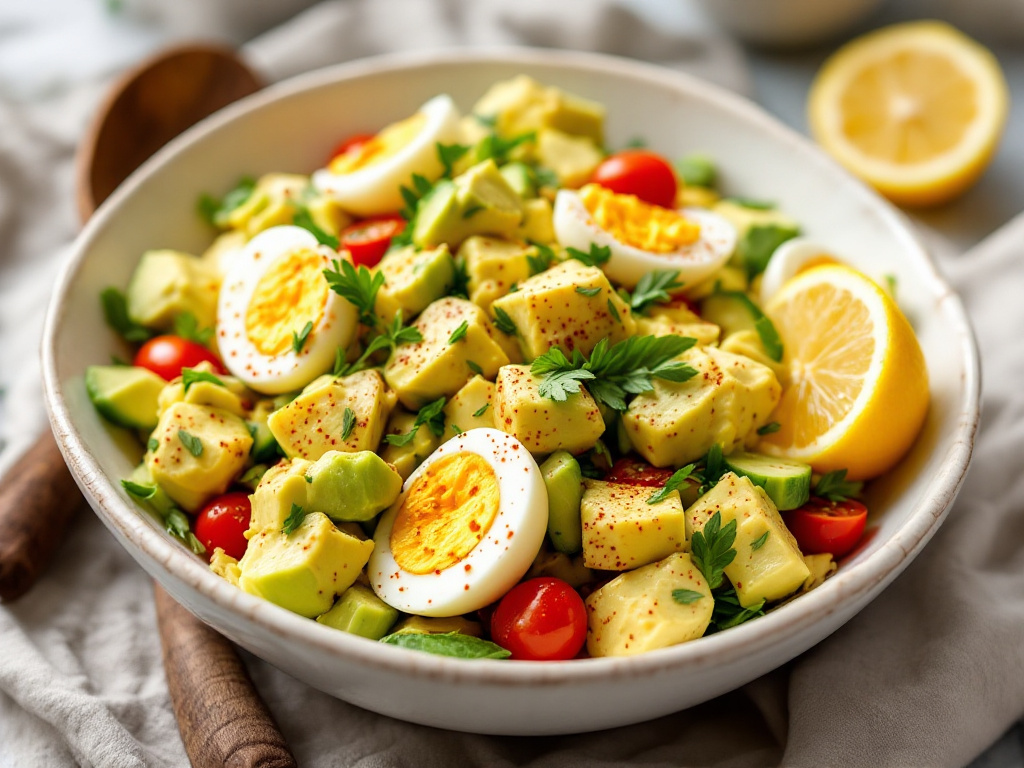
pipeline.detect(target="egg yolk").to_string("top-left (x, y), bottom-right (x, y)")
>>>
top-left (328, 112), bottom-right (428, 175)
top-left (390, 452), bottom-right (500, 575)
top-left (245, 248), bottom-right (328, 356)
top-left (579, 183), bottom-right (701, 253)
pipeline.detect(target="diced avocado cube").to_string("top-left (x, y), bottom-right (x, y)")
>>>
top-left (491, 260), bottom-right (635, 361)
top-left (238, 511), bottom-right (373, 618)
top-left (623, 346), bottom-right (780, 468)
top-left (686, 472), bottom-right (810, 607)
top-left (380, 408), bottom-right (442, 480)
top-left (540, 451), bottom-right (584, 554)
top-left (146, 402), bottom-right (253, 512)
top-left (125, 249), bottom-right (219, 332)
top-left (383, 297), bottom-right (509, 410)
top-left (471, 76), bottom-right (605, 145)
top-left (127, 462), bottom-right (176, 517)
top-left (493, 364), bottom-right (604, 455)
top-left (500, 162), bottom-right (536, 198)
top-left (304, 191), bottom-right (354, 239)
top-left (267, 370), bottom-right (397, 461)
top-left (317, 583), bottom-right (399, 640)
top-left (442, 375), bottom-right (495, 442)
top-left (391, 615), bottom-right (483, 637)
top-left (699, 292), bottom-right (757, 338)
top-left (306, 450), bottom-right (403, 522)
top-left (515, 197), bottom-right (556, 244)
top-left (249, 458), bottom-right (312, 533)
top-left (374, 244), bottom-right (455, 323)
top-left (158, 373), bottom-right (247, 420)
top-left (580, 479), bottom-right (687, 571)
top-left (634, 304), bottom-right (721, 347)
top-left (719, 330), bottom-right (786, 380)
top-left (536, 129), bottom-right (603, 188)
top-left (86, 365), bottom-right (166, 430)
top-left (458, 236), bottom-right (532, 313)
top-left (585, 553), bottom-right (713, 657)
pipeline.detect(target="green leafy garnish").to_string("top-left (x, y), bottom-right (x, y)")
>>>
top-left (450, 423), bottom-right (463, 435)
top-left (709, 586), bottom-right (765, 631)
top-left (181, 368), bottom-right (224, 393)
top-left (575, 286), bottom-right (601, 298)
top-left (476, 131), bottom-right (536, 165)
top-left (341, 407), bottom-right (356, 441)
top-left (291, 321), bottom-right (314, 354)
top-left (462, 204), bottom-right (484, 220)
top-left (491, 306), bottom-right (517, 336)
top-left (332, 347), bottom-right (347, 377)
top-left (147, 438), bottom-right (159, 452)
top-left (467, 360), bottom-right (483, 376)
top-left (672, 589), bottom-right (705, 605)
top-left (714, 288), bottom-right (783, 362)
top-left (437, 142), bottom-right (470, 177)
top-left (198, 176), bottom-right (255, 228)
top-left (646, 464), bottom-right (697, 505)
top-left (473, 113), bottom-right (498, 128)
top-left (526, 242), bottom-right (556, 275)
top-left (751, 531), bottom-right (770, 551)
top-left (690, 510), bottom-right (737, 590)
top-left (292, 206), bottom-right (340, 249)
top-left (813, 469), bottom-right (863, 503)
top-left (100, 287), bottom-right (152, 343)
top-left (385, 397), bottom-right (446, 446)
top-left (566, 243), bottom-right (612, 267)
top-left (165, 507), bottom-right (206, 555)
top-left (472, 403), bottom-right (490, 418)
top-left (698, 443), bottom-right (727, 494)
top-left (738, 224), bottom-right (799, 278)
top-left (725, 196), bottom-right (775, 210)
top-left (380, 631), bottom-right (511, 659)
top-left (323, 259), bottom-right (385, 327)
top-left (335, 312), bottom-right (422, 377)
top-left (173, 312), bottom-right (214, 346)
top-left (121, 479), bottom-right (156, 500)
top-left (450, 255), bottom-right (471, 300)
top-left (448, 320), bottom-right (469, 344)
top-left (399, 173), bottom-right (436, 221)
top-left (531, 166), bottom-right (559, 189)
top-left (674, 154), bottom-right (716, 188)
top-left (629, 270), bottom-right (684, 314)
top-left (177, 430), bottom-right (203, 457)
top-left (757, 422), bottom-right (781, 435)
top-left (606, 298), bottom-right (621, 323)
top-left (282, 503), bottom-right (307, 535)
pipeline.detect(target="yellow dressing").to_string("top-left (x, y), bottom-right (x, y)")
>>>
top-left (579, 183), bottom-right (700, 253)
top-left (328, 112), bottom-right (428, 175)
top-left (245, 248), bottom-right (328, 356)
top-left (390, 452), bottom-right (500, 574)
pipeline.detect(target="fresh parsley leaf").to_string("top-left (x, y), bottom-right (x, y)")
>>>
top-left (165, 507), bottom-right (206, 555)
top-left (714, 288), bottom-right (783, 362)
top-left (385, 397), bottom-right (447, 446)
top-left (757, 421), bottom-right (781, 435)
top-left (173, 312), bottom-right (214, 346)
top-left (450, 423), bottom-right (463, 435)
top-left (606, 298), bottom-right (621, 323)
top-left (698, 443), bottom-right (726, 494)
top-left (336, 312), bottom-right (422, 376)
top-left (110, 355), bottom-right (129, 366)
top-left (147, 438), bottom-right (159, 452)
top-left (304, 474), bottom-right (313, 483)
top-left (282, 503), bottom-right (307, 535)
top-left (738, 224), bottom-right (799, 278)
top-left (341, 407), bottom-right (356, 441)
top-left (813, 469), bottom-right (863, 503)
top-left (526, 241), bottom-right (556, 275)
top-left (100, 287), bottom-right (152, 343)
top-left (647, 464), bottom-right (697, 505)
top-left (448, 320), bottom-right (469, 344)
top-left (462, 204), bottom-right (484, 220)
top-left (672, 589), bottom-right (705, 605)
top-left (323, 258), bottom-right (385, 327)
top-left (332, 347), bottom-right (347, 377)
top-left (566, 243), bottom-right (612, 267)
top-left (531, 166), bottom-right (559, 189)
top-left (577, 450), bottom-right (603, 480)
top-left (291, 321), bottom-right (314, 354)
top-left (380, 631), bottom-right (511, 659)
top-left (467, 360), bottom-right (483, 376)
top-left (121, 479), bottom-right (156, 500)
top-left (472, 403), bottom-right (490, 418)
top-left (198, 176), bottom-right (255, 228)
top-left (181, 368), bottom-right (224, 393)
top-left (709, 585), bottom-right (765, 631)
top-left (239, 464), bottom-right (268, 490)
top-left (725, 196), bottom-right (775, 210)
top-left (476, 131), bottom-right (536, 165)
top-left (437, 142), bottom-right (470, 177)
top-left (575, 286), bottom-right (601, 297)
top-left (629, 270), bottom-right (684, 314)
top-left (674, 154), bottom-right (716, 188)
top-left (690, 510), bottom-right (737, 590)
top-left (492, 306), bottom-right (517, 336)
top-left (751, 530), bottom-right (770, 551)
top-left (177, 430), bottom-right (203, 457)
top-left (292, 206), bottom-right (340, 249)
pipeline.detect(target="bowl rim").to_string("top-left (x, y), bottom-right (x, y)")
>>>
top-left (42, 46), bottom-right (980, 686)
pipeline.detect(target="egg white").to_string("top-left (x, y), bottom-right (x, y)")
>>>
top-left (216, 225), bottom-right (357, 395)
top-left (369, 428), bottom-right (548, 618)
top-left (758, 237), bottom-right (839, 303)
top-left (552, 189), bottom-right (737, 290)
top-left (311, 94), bottom-right (462, 217)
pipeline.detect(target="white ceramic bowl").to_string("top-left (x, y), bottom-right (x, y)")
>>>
top-left (694, 0), bottom-right (886, 48)
top-left (42, 48), bottom-right (979, 736)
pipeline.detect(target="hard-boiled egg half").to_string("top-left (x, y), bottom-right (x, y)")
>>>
top-left (369, 428), bottom-right (548, 618)
top-left (216, 225), bottom-right (357, 394)
top-left (553, 183), bottom-right (736, 289)
top-left (312, 94), bottom-right (462, 217)
top-left (758, 237), bottom-right (840, 303)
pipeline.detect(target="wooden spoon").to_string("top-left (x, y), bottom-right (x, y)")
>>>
top-left (0, 43), bottom-right (295, 768)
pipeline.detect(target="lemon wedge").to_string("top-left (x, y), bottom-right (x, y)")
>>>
top-left (758, 265), bottom-right (928, 480)
top-left (808, 21), bottom-right (1008, 207)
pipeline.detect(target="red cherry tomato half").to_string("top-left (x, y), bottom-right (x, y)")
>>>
top-left (590, 150), bottom-right (679, 208)
top-left (341, 214), bottom-right (406, 268)
top-left (605, 457), bottom-right (675, 488)
top-left (194, 491), bottom-right (252, 561)
top-left (328, 132), bottom-right (376, 163)
top-left (490, 577), bottom-right (587, 661)
top-left (784, 497), bottom-right (868, 558)
top-left (133, 336), bottom-right (226, 381)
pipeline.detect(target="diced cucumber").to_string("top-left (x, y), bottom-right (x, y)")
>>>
top-left (246, 419), bottom-right (283, 464)
top-left (85, 365), bottom-right (166, 430)
top-left (722, 451), bottom-right (811, 511)
top-left (540, 450), bottom-right (584, 554)
top-left (316, 583), bottom-right (398, 640)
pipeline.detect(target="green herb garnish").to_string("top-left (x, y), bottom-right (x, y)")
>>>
top-left (177, 430), bottom-right (203, 457)
top-left (181, 368), bottom-right (224, 393)
top-left (738, 224), bottom-right (799, 278)
top-left (165, 507), bottom-right (206, 555)
top-left (671, 589), bottom-right (705, 605)
top-left (606, 298), bottom-right (621, 323)
top-left (173, 312), bottom-right (214, 346)
top-left (566, 243), bottom-right (612, 267)
top-left (472, 403), bottom-right (490, 418)
top-left (282, 503), bottom-right (307, 535)
top-left (100, 287), bottom-right (152, 343)
top-left (491, 306), bottom-right (517, 336)
top-left (751, 531), bottom-right (770, 551)
top-left (147, 438), bottom-right (159, 452)
top-left (674, 154), bottom-right (716, 188)
top-left (292, 206), bottom-right (339, 248)
top-left (448, 320), bottom-right (469, 344)
top-left (197, 176), bottom-right (255, 228)
top-left (646, 464), bottom-right (697, 505)
top-left (385, 397), bottom-right (446, 446)
top-left (714, 288), bottom-right (783, 362)
top-left (757, 422), bottom-right (781, 435)
top-left (813, 469), bottom-right (863, 503)
top-left (323, 259), bottom-right (385, 327)
top-left (291, 321), bottom-right (314, 354)
top-left (379, 631), bottom-right (511, 659)
top-left (526, 242), bottom-right (556, 275)
top-left (340, 407), bottom-right (356, 441)
top-left (690, 510), bottom-right (737, 590)
top-left (629, 270), bottom-right (684, 314)
top-left (725, 196), bottom-right (775, 210)
top-left (437, 142), bottom-right (470, 178)
top-left (121, 479), bottom-right (156, 500)
top-left (575, 286), bottom-right (601, 297)
top-left (467, 360), bottom-right (483, 376)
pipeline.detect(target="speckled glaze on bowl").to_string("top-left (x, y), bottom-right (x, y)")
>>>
top-left (42, 48), bottom-right (979, 736)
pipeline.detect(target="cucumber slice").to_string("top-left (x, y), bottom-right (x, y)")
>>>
top-left (316, 583), bottom-right (398, 640)
top-left (723, 451), bottom-right (811, 511)
top-left (85, 365), bottom-right (166, 430)
top-left (540, 450), bottom-right (584, 554)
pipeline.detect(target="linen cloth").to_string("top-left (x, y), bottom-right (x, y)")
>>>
top-left (0, 1), bottom-right (1022, 766)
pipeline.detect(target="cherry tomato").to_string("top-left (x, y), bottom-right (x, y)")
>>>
top-left (490, 577), bottom-right (587, 661)
top-left (341, 214), bottom-right (406, 268)
top-left (590, 150), bottom-right (678, 208)
top-left (194, 492), bottom-right (252, 561)
top-left (784, 497), bottom-right (868, 558)
top-left (328, 132), bottom-right (376, 163)
top-left (133, 336), bottom-right (226, 381)
top-left (605, 457), bottom-right (675, 488)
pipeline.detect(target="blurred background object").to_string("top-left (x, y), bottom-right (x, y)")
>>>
top-left (692, 0), bottom-right (886, 48)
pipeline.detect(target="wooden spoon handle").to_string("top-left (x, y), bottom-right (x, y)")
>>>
top-left (154, 584), bottom-right (296, 768)
top-left (0, 431), bottom-right (81, 602)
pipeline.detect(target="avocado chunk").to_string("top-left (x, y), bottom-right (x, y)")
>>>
top-left (85, 365), bottom-right (166, 430)
top-left (458, 236), bottom-right (532, 313)
top-left (634, 304), bottom-right (721, 348)
top-left (540, 451), bottom-right (584, 554)
top-left (442, 375), bottom-right (495, 442)
top-left (379, 408), bottom-right (442, 480)
top-left (580, 479), bottom-right (687, 571)
top-left (412, 160), bottom-right (524, 249)
top-left (585, 552), bottom-right (713, 657)
top-left (221, 173), bottom-right (353, 240)
top-left (719, 329), bottom-right (786, 380)
top-left (238, 511), bottom-right (374, 618)
top-left (686, 472), bottom-right (810, 607)
top-left (267, 369), bottom-right (397, 461)
top-left (383, 297), bottom-right (509, 410)
top-left (535, 128), bottom-right (604, 188)
top-left (471, 75), bottom-right (605, 145)
top-left (146, 402), bottom-right (253, 512)
top-left (305, 450), bottom-right (403, 522)
top-left (623, 346), bottom-right (781, 468)
top-left (126, 461), bottom-right (177, 517)
top-left (316, 583), bottom-right (399, 640)
top-left (157, 367), bottom-right (248, 420)
top-left (491, 260), bottom-right (636, 362)
top-left (499, 162), bottom-right (536, 198)
top-left (125, 249), bottom-right (219, 332)
top-left (493, 364), bottom-right (605, 455)
top-left (249, 458), bottom-right (312, 533)
top-left (374, 244), bottom-right (455, 323)
top-left (699, 292), bottom-right (757, 338)
top-left (391, 615), bottom-right (483, 637)
top-left (514, 197), bottom-right (556, 244)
